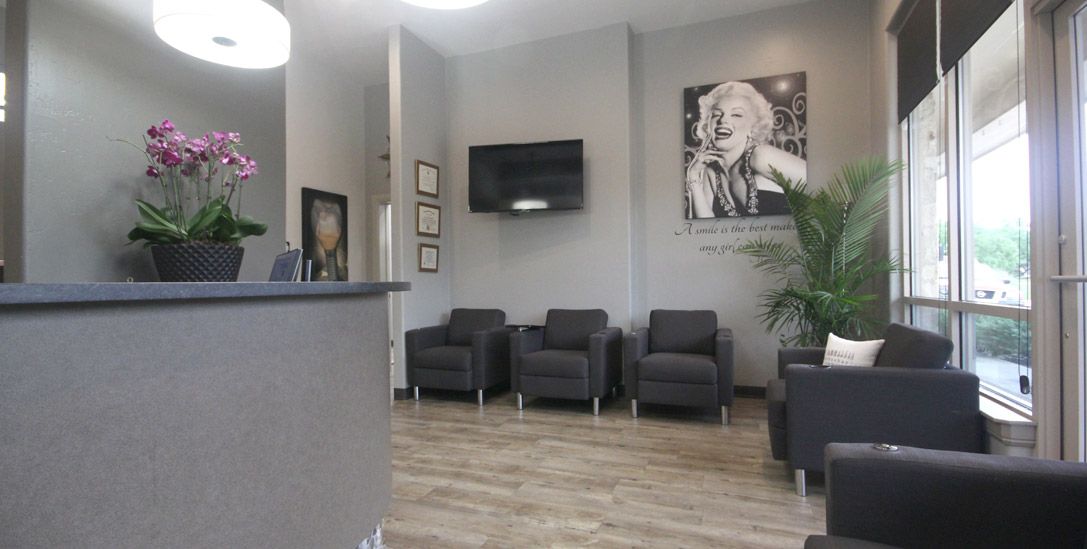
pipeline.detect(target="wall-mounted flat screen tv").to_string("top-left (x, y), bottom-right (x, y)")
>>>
top-left (468, 139), bottom-right (583, 213)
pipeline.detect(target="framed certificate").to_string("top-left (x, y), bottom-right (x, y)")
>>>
top-left (419, 244), bottom-right (439, 272)
top-left (416, 202), bottom-right (441, 237)
top-left (416, 160), bottom-right (439, 198)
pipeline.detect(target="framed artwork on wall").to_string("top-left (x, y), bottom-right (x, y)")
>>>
top-left (419, 243), bottom-right (439, 272)
top-left (301, 187), bottom-right (348, 281)
top-left (416, 201), bottom-right (441, 237)
top-left (683, 71), bottom-right (807, 219)
top-left (416, 160), bottom-right (439, 198)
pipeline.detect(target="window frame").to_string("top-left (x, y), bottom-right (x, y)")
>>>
top-left (902, 29), bottom-right (1033, 416)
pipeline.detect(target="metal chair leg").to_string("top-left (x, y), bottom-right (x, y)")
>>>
top-left (631, 399), bottom-right (639, 418)
top-left (795, 469), bottom-right (807, 497)
top-left (477, 389), bottom-right (484, 407)
top-left (721, 405), bottom-right (729, 425)
top-left (413, 386), bottom-right (419, 401)
top-left (592, 397), bottom-right (600, 416)
top-left (516, 392), bottom-right (523, 410)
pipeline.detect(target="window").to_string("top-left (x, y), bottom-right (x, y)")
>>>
top-left (903, 1), bottom-right (1031, 411)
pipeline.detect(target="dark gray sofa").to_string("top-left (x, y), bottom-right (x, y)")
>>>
top-left (510, 309), bottom-right (622, 415)
top-left (806, 443), bottom-right (1087, 549)
top-left (766, 323), bottom-right (985, 495)
top-left (405, 308), bottom-right (512, 405)
top-left (623, 309), bottom-right (734, 424)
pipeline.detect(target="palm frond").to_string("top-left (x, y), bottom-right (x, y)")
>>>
top-left (739, 158), bottom-right (905, 346)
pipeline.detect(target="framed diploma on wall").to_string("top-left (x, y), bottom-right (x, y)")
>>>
top-left (416, 202), bottom-right (441, 238)
top-left (416, 160), bottom-right (439, 198)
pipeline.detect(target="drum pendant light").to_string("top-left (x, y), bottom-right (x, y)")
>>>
top-left (153, 0), bottom-right (291, 69)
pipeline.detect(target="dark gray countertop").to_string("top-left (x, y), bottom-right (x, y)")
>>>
top-left (0, 281), bottom-right (410, 305)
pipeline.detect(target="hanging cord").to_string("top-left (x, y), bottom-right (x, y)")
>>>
top-left (1014, 0), bottom-right (1030, 395)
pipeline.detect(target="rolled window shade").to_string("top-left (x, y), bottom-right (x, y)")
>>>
top-left (897, 0), bottom-right (938, 122)
top-left (940, 0), bottom-right (1015, 74)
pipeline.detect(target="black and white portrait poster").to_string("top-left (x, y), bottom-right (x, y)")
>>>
top-left (301, 187), bottom-right (348, 281)
top-left (683, 72), bottom-right (807, 219)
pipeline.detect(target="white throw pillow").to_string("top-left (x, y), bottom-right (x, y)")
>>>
top-left (822, 333), bottom-right (885, 367)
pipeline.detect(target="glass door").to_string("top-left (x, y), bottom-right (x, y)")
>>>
top-left (1053, 0), bottom-right (1087, 461)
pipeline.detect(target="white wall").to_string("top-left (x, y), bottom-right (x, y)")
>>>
top-left (635, 0), bottom-right (874, 387)
top-left (390, 0), bottom-right (880, 391)
top-left (445, 23), bottom-right (634, 327)
top-left (11, 1), bottom-right (285, 282)
top-left (390, 26), bottom-right (452, 387)
top-left (364, 83), bottom-right (391, 282)
top-left (285, 45), bottom-right (366, 281)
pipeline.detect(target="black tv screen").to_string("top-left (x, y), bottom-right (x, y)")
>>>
top-left (468, 139), bottom-right (583, 213)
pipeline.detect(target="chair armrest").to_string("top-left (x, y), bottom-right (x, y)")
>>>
top-left (778, 347), bottom-right (825, 379)
top-left (824, 443), bottom-right (1087, 548)
top-left (404, 324), bottom-right (448, 386)
top-left (473, 326), bottom-right (516, 389)
top-left (623, 328), bottom-right (649, 398)
top-left (510, 328), bottom-right (544, 392)
top-left (785, 365), bottom-right (983, 471)
top-left (715, 328), bottom-right (734, 407)
top-left (589, 327), bottom-right (623, 397)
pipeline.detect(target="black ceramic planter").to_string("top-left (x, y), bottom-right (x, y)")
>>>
top-left (151, 242), bottom-right (244, 282)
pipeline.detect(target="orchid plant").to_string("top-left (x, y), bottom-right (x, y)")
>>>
top-left (122, 119), bottom-right (267, 247)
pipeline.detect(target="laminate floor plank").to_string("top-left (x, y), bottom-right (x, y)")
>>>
top-left (385, 395), bottom-right (824, 547)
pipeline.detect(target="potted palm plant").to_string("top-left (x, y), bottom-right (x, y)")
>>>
top-left (122, 119), bottom-right (267, 281)
top-left (737, 158), bottom-right (904, 346)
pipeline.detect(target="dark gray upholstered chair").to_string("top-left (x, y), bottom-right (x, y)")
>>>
top-left (405, 308), bottom-right (512, 406)
top-left (766, 323), bottom-right (985, 495)
top-left (623, 310), bottom-right (734, 424)
top-left (510, 309), bottom-right (622, 415)
top-left (806, 443), bottom-right (1087, 549)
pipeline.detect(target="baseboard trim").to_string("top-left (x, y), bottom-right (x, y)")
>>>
top-left (735, 385), bottom-right (766, 399)
top-left (395, 385), bottom-right (761, 399)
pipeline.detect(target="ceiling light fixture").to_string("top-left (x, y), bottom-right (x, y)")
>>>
top-left (398, 0), bottom-right (491, 9)
top-left (153, 0), bottom-right (291, 69)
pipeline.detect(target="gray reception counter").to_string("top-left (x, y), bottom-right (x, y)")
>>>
top-left (0, 282), bottom-right (409, 548)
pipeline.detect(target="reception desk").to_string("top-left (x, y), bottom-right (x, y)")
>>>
top-left (0, 282), bottom-right (408, 548)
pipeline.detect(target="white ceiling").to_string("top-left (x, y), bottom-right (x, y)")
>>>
top-left (81, 0), bottom-right (811, 86)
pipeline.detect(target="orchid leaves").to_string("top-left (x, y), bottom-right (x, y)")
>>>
top-left (127, 198), bottom-right (267, 247)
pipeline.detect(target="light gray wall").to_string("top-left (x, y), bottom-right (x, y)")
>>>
top-left (390, 26), bottom-right (451, 387)
top-left (14, 0), bottom-right (285, 282)
top-left (364, 83), bottom-right (391, 282)
top-left (285, 44), bottom-right (366, 280)
top-left (635, 0), bottom-right (874, 386)
top-left (445, 23), bottom-right (634, 327)
top-left (871, 0), bottom-right (905, 324)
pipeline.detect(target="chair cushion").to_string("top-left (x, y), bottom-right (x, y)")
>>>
top-left (874, 323), bottom-right (953, 369)
top-left (413, 346), bottom-right (473, 372)
top-left (543, 309), bottom-right (607, 351)
top-left (637, 352), bottom-right (717, 384)
top-left (649, 309), bottom-right (717, 355)
top-left (519, 349), bottom-right (590, 378)
top-left (447, 308), bottom-right (506, 346)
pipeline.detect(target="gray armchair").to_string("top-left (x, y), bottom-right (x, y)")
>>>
top-left (510, 309), bottom-right (622, 415)
top-left (405, 308), bottom-right (512, 406)
top-left (766, 323), bottom-right (985, 495)
top-left (623, 310), bottom-right (734, 424)
top-left (807, 443), bottom-right (1087, 549)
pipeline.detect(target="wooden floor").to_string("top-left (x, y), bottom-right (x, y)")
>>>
top-left (383, 392), bottom-right (825, 548)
